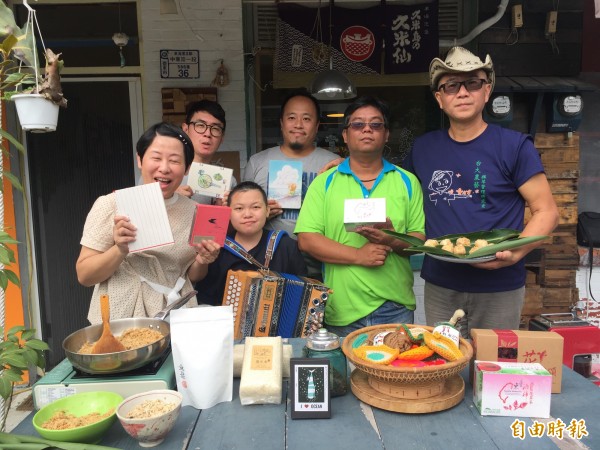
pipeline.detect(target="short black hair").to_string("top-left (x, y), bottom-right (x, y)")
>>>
top-left (343, 96), bottom-right (390, 130)
top-left (185, 100), bottom-right (226, 131)
top-left (279, 89), bottom-right (321, 121)
top-left (228, 181), bottom-right (268, 206)
top-left (136, 122), bottom-right (194, 170)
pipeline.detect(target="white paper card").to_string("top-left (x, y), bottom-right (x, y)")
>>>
top-left (187, 162), bottom-right (233, 199)
top-left (171, 306), bottom-right (234, 409)
top-left (343, 198), bottom-right (387, 231)
top-left (114, 182), bottom-right (174, 253)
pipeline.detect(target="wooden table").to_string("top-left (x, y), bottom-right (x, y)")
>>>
top-left (13, 340), bottom-right (599, 449)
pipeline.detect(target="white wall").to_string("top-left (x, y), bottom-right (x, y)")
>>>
top-left (139, 0), bottom-right (247, 165)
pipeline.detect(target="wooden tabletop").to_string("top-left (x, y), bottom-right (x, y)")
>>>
top-left (12, 340), bottom-right (599, 450)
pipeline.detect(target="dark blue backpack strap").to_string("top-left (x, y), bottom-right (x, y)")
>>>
top-left (264, 230), bottom-right (287, 269)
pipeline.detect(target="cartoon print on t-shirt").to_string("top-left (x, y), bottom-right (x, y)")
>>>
top-left (427, 170), bottom-right (473, 205)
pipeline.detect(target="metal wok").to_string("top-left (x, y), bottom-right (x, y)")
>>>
top-left (62, 291), bottom-right (196, 375)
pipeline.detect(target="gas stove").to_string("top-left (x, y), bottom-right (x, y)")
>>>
top-left (529, 313), bottom-right (600, 386)
top-left (33, 350), bottom-right (176, 409)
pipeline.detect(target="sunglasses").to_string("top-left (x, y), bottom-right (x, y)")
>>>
top-left (437, 78), bottom-right (489, 95)
top-left (345, 122), bottom-right (386, 131)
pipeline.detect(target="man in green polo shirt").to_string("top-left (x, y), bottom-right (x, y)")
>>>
top-left (296, 96), bottom-right (425, 336)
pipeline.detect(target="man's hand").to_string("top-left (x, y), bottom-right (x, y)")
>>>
top-left (355, 218), bottom-right (395, 245)
top-left (471, 249), bottom-right (523, 270)
top-left (267, 199), bottom-right (284, 219)
top-left (176, 185), bottom-right (193, 198)
top-left (355, 242), bottom-right (392, 266)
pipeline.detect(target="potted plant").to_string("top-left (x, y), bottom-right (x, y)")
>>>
top-left (1, 0), bottom-right (67, 133)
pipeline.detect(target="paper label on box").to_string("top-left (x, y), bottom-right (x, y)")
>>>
top-left (251, 345), bottom-right (274, 370)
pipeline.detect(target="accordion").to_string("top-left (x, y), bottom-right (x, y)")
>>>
top-left (222, 270), bottom-right (329, 339)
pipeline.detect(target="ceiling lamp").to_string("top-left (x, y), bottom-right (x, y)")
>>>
top-left (309, 0), bottom-right (356, 101)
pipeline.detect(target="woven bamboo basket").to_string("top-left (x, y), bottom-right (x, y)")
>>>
top-left (342, 324), bottom-right (473, 385)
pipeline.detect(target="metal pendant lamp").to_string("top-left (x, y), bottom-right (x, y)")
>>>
top-left (309, 0), bottom-right (356, 101)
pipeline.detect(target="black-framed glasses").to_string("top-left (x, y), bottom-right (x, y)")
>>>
top-left (188, 120), bottom-right (224, 137)
top-left (437, 78), bottom-right (489, 95)
top-left (345, 122), bottom-right (386, 131)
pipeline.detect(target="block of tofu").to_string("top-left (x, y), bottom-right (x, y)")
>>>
top-left (239, 337), bottom-right (283, 405)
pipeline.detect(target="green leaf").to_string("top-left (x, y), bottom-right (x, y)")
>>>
top-left (4, 269), bottom-right (20, 287)
top-left (0, 34), bottom-right (18, 55)
top-left (20, 329), bottom-right (36, 341)
top-left (1, 170), bottom-right (23, 191)
top-left (0, 128), bottom-right (25, 153)
top-left (382, 230), bottom-right (425, 247)
top-left (0, 377), bottom-right (12, 400)
top-left (0, 271), bottom-right (7, 291)
top-left (1, 368), bottom-right (25, 382)
top-left (25, 338), bottom-right (50, 351)
top-left (7, 325), bottom-right (25, 337)
top-left (21, 346), bottom-right (39, 366)
top-left (402, 229), bottom-right (550, 260)
top-left (1, 352), bottom-right (27, 368)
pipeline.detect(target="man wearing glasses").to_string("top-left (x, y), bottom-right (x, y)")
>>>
top-left (179, 100), bottom-right (236, 204)
top-left (403, 46), bottom-right (558, 337)
top-left (296, 97), bottom-right (425, 336)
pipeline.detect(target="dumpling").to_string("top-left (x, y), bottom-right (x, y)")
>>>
top-left (439, 239), bottom-right (452, 246)
top-left (453, 244), bottom-right (467, 255)
top-left (441, 243), bottom-right (454, 253)
top-left (474, 239), bottom-right (489, 247)
top-left (456, 237), bottom-right (471, 246)
top-left (424, 239), bottom-right (439, 247)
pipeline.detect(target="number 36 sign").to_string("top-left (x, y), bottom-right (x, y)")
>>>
top-left (160, 50), bottom-right (200, 79)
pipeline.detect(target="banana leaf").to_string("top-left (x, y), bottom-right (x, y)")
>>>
top-left (384, 229), bottom-right (549, 260)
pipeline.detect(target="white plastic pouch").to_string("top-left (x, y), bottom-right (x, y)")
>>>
top-left (171, 305), bottom-right (233, 409)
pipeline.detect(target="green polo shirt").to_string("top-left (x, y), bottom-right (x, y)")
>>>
top-left (295, 158), bottom-right (425, 326)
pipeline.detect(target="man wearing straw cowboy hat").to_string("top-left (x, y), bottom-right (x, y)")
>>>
top-left (403, 46), bottom-right (558, 338)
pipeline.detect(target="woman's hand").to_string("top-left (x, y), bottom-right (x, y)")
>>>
top-left (113, 215), bottom-right (137, 254)
top-left (193, 240), bottom-right (221, 265)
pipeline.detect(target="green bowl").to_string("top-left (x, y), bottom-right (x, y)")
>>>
top-left (33, 391), bottom-right (123, 444)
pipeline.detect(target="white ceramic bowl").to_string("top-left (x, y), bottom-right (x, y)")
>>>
top-left (116, 389), bottom-right (182, 447)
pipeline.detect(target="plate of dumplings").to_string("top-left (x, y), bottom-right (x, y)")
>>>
top-left (383, 229), bottom-right (549, 262)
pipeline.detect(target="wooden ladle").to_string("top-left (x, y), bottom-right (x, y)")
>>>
top-left (91, 294), bottom-right (126, 354)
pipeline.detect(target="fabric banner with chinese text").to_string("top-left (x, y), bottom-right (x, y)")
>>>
top-left (276, 2), bottom-right (438, 77)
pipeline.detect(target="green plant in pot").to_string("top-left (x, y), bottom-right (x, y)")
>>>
top-left (0, 1), bottom-right (57, 433)
top-left (0, 0), bottom-right (67, 133)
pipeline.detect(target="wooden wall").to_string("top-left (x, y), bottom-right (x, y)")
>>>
top-left (477, 0), bottom-right (584, 77)
top-left (522, 133), bottom-right (580, 326)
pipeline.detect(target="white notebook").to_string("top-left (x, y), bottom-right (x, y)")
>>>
top-left (114, 182), bottom-right (174, 253)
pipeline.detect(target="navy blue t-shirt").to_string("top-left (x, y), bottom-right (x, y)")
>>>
top-left (403, 124), bottom-right (544, 292)
top-left (195, 230), bottom-right (308, 305)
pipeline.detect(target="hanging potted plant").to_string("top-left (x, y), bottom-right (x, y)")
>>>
top-left (1, 0), bottom-right (67, 133)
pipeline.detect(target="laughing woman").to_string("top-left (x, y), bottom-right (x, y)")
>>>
top-left (76, 122), bottom-right (220, 324)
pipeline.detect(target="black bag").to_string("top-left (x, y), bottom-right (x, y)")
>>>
top-left (577, 211), bottom-right (600, 248)
top-left (577, 211), bottom-right (600, 301)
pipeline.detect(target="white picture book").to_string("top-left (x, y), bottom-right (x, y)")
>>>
top-left (187, 162), bottom-right (233, 199)
top-left (114, 182), bottom-right (174, 253)
top-left (267, 160), bottom-right (303, 209)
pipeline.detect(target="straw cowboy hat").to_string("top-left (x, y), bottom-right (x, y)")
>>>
top-left (429, 46), bottom-right (495, 92)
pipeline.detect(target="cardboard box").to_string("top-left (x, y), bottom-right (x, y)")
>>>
top-left (470, 329), bottom-right (563, 393)
top-left (343, 198), bottom-right (386, 231)
top-left (473, 361), bottom-right (552, 417)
